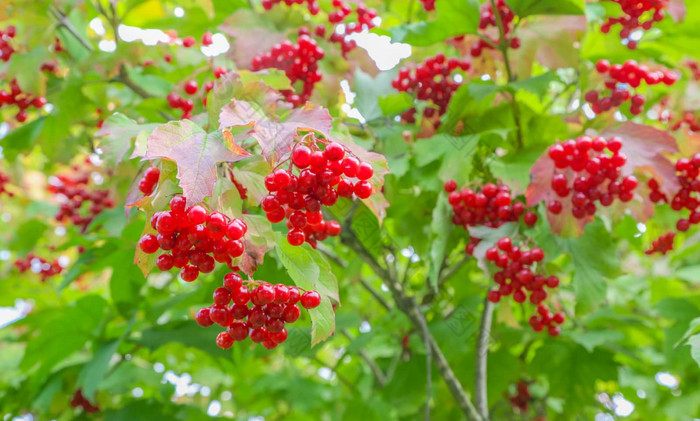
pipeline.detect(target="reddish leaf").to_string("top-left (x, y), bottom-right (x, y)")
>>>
top-left (602, 122), bottom-right (680, 198)
top-left (238, 214), bottom-right (276, 277)
top-left (219, 10), bottom-right (286, 70)
top-left (220, 101), bottom-right (332, 164)
top-left (668, 0), bottom-right (686, 22)
top-left (144, 120), bottom-right (251, 205)
top-left (95, 114), bottom-right (159, 167)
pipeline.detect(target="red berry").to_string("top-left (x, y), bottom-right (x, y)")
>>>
top-left (216, 332), bottom-right (234, 349)
top-left (292, 144), bottom-right (312, 168)
top-left (184, 80), bottom-right (198, 95)
top-left (195, 307), bottom-right (214, 327)
top-left (181, 265), bottom-right (199, 282)
top-left (138, 234), bottom-right (159, 253)
top-left (300, 290), bottom-right (321, 309)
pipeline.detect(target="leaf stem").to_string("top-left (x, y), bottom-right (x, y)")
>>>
top-left (49, 6), bottom-right (94, 52)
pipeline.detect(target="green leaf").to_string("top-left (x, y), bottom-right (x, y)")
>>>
top-left (567, 330), bottom-right (624, 352)
top-left (508, 0), bottom-right (585, 17)
top-left (77, 339), bottom-right (121, 402)
top-left (7, 47), bottom-right (48, 95)
top-left (391, 0), bottom-right (481, 46)
top-left (275, 236), bottom-right (337, 346)
top-left (558, 220), bottom-right (619, 313)
top-left (0, 117), bottom-right (46, 162)
top-left (353, 69), bottom-right (397, 122)
top-left (507, 72), bottom-right (560, 98)
top-left (688, 334), bottom-right (700, 368)
top-left (378, 92), bottom-right (414, 116)
top-left (96, 113), bottom-right (160, 166)
top-left (10, 220), bottom-right (48, 254)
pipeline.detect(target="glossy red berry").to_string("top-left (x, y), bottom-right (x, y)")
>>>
top-left (300, 290), bottom-right (321, 309)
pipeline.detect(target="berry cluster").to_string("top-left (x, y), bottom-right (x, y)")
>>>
top-left (138, 167), bottom-right (161, 195)
top-left (600, 0), bottom-right (667, 49)
top-left (14, 253), bottom-right (63, 282)
top-left (166, 68), bottom-right (226, 118)
top-left (669, 111), bottom-right (700, 133)
top-left (70, 389), bottom-right (100, 414)
top-left (585, 59), bottom-right (678, 115)
top-left (392, 54), bottom-right (471, 123)
top-left (648, 154), bottom-right (700, 232)
top-left (262, 0), bottom-right (320, 14)
top-left (326, 2), bottom-right (378, 56)
top-left (507, 381), bottom-right (531, 413)
top-left (0, 25), bottom-right (16, 62)
top-left (0, 79), bottom-right (47, 123)
top-left (138, 196), bottom-right (248, 280)
top-left (529, 304), bottom-right (565, 337)
top-left (443, 180), bottom-right (538, 254)
top-left (48, 163), bottom-right (115, 232)
top-left (195, 273), bottom-right (321, 350)
top-left (545, 136), bottom-right (638, 219)
top-left (250, 35), bottom-right (324, 107)
top-left (263, 136), bottom-right (374, 247)
top-left (0, 170), bottom-right (13, 197)
top-left (645, 231), bottom-right (675, 255)
top-left (470, 0), bottom-right (520, 58)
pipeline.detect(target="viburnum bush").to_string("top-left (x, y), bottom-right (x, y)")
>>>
top-left (1, 1), bottom-right (700, 421)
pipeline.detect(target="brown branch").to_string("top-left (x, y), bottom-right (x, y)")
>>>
top-left (49, 6), bottom-right (94, 52)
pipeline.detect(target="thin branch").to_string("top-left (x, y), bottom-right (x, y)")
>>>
top-left (341, 330), bottom-right (388, 387)
top-left (475, 297), bottom-right (494, 420)
top-left (422, 255), bottom-right (471, 305)
top-left (49, 6), bottom-right (94, 52)
top-left (340, 228), bottom-right (483, 421)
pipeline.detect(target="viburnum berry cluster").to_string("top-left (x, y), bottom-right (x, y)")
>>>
top-left (138, 196), bottom-right (248, 280)
top-left (0, 170), bottom-right (13, 197)
top-left (0, 25), bottom-right (16, 62)
top-left (600, 0), bottom-right (667, 49)
top-left (507, 380), bottom-right (532, 413)
top-left (669, 111), bottom-right (700, 133)
top-left (14, 253), bottom-right (63, 282)
top-left (545, 136), bottom-right (638, 219)
top-left (138, 167), bottom-right (161, 195)
top-left (444, 180), bottom-right (538, 254)
top-left (392, 54), bottom-right (471, 123)
top-left (645, 231), bottom-right (675, 255)
top-left (262, 0), bottom-right (320, 15)
top-left (585, 59), bottom-right (678, 115)
top-left (647, 154), bottom-right (700, 232)
top-left (262, 134), bottom-right (374, 248)
top-left (529, 303), bottom-right (565, 337)
top-left (166, 67), bottom-right (227, 118)
top-left (469, 0), bottom-right (520, 58)
top-left (70, 389), bottom-right (100, 414)
top-left (326, 2), bottom-right (378, 56)
top-left (484, 236), bottom-right (563, 336)
top-left (0, 78), bottom-right (47, 123)
top-left (48, 161), bottom-right (115, 232)
top-left (195, 272), bottom-right (321, 350)
top-left (250, 35), bottom-right (324, 107)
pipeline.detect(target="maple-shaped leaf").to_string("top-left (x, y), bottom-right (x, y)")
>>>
top-left (95, 113), bottom-right (159, 167)
top-left (220, 101), bottom-right (332, 164)
top-left (602, 122), bottom-right (680, 198)
top-left (144, 120), bottom-right (251, 205)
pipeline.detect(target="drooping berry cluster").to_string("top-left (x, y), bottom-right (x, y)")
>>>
top-left (0, 78), bottom-right (47, 123)
top-left (70, 389), bottom-right (100, 414)
top-left (0, 25), bottom-right (17, 62)
top-left (444, 180), bottom-right (538, 254)
top-left (529, 304), bottom-right (565, 337)
top-left (584, 59), bottom-right (678, 115)
top-left (166, 67), bottom-right (226, 118)
top-left (263, 135), bottom-right (374, 247)
top-left (392, 54), bottom-right (471, 123)
top-left (669, 111), bottom-right (700, 133)
top-left (0, 170), bottom-right (13, 197)
top-left (139, 196), bottom-right (248, 280)
top-left (262, 0), bottom-right (320, 14)
top-left (250, 36), bottom-right (324, 107)
top-left (647, 154), bottom-right (700, 232)
top-left (48, 162), bottom-right (115, 232)
top-left (645, 231), bottom-right (675, 255)
top-left (600, 0), bottom-right (667, 49)
top-left (469, 0), bottom-right (520, 58)
top-left (14, 253), bottom-right (63, 282)
top-left (138, 167), bottom-right (161, 195)
top-left (507, 381), bottom-right (532, 413)
top-left (195, 273), bottom-right (321, 350)
top-left (545, 136), bottom-right (638, 219)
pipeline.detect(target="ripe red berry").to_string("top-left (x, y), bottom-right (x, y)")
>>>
top-left (287, 228), bottom-right (305, 246)
top-left (184, 80), bottom-right (198, 95)
top-left (523, 211), bottom-right (538, 226)
top-left (181, 265), bottom-right (199, 282)
top-left (356, 162), bottom-right (374, 180)
top-left (187, 205), bottom-right (208, 225)
top-left (138, 234), bottom-right (159, 253)
top-left (216, 332), bottom-right (234, 349)
top-left (213, 287), bottom-right (232, 306)
top-left (354, 181), bottom-right (372, 199)
top-left (226, 218), bottom-right (247, 240)
top-left (195, 307), bottom-right (214, 327)
top-left (182, 36), bottom-right (196, 47)
top-left (202, 31), bottom-right (213, 46)
top-left (156, 254), bottom-right (174, 271)
top-left (292, 144), bottom-right (312, 168)
top-left (252, 283), bottom-right (276, 306)
top-left (300, 290), bottom-right (321, 309)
